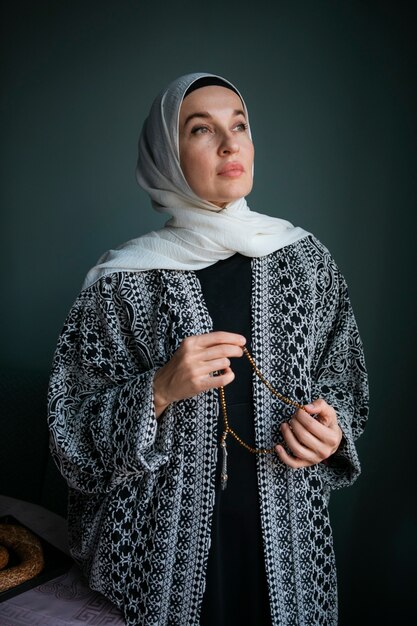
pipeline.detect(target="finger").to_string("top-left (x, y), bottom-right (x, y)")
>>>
top-left (201, 357), bottom-right (231, 375)
top-left (287, 418), bottom-right (326, 452)
top-left (201, 368), bottom-right (236, 391)
top-left (201, 344), bottom-right (245, 362)
top-left (304, 398), bottom-right (329, 413)
top-left (284, 416), bottom-right (342, 458)
top-left (280, 422), bottom-right (320, 464)
top-left (291, 407), bottom-right (336, 437)
top-left (275, 444), bottom-right (312, 469)
top-left (303, 399), bottom-right (336, 426)
top-left (182, 332), bottom-right (246, 349)
top-left (172, 345), bottom-right (240, 380)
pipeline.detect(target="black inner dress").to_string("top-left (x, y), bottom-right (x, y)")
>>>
top-left (196, 253), bottom-right (271, 626)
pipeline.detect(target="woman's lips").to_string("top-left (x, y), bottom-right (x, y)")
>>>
top-left (217, 162), bottom-right (244, 177)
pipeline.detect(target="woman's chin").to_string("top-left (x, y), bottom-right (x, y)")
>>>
top-left (207, 184), bottom-right (253, 208)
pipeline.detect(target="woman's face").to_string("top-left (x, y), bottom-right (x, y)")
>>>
top-left (178, 86), bottom-right (254, 208)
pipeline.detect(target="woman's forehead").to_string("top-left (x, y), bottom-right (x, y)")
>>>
top-left (179, 86), bottom-right (245, 124)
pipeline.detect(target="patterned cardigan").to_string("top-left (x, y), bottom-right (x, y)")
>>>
top-left (48, 235), bottom-right (368, 626)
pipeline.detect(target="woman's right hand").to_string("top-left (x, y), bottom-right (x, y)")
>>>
top-left (152, 331), bottom-right (246, 418)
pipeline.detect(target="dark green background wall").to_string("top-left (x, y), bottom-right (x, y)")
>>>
top-left (1, 1), bottom-right (416, 623)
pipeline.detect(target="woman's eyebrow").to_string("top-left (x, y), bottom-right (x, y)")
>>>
top-left (183, 111), bottom-right (212, 126)
top-left (183, 109), bottom-right (246, 127)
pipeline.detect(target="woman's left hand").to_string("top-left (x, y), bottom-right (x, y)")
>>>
top-left (275, 398), bottom-right (343, 469)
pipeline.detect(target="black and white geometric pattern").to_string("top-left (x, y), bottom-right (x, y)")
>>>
top-left (48, 236), bottom-right (368, 625)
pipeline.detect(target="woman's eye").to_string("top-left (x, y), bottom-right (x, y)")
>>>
top-left (191, 125), bottom-right (210, 134)
top-left (190, 122), bottom-right (247, 135)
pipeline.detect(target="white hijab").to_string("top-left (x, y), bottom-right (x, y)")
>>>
top-left (82, 72), bottom-right (309, 289)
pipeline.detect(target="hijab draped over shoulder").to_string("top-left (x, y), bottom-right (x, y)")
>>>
top-left (82, 72), bottom-right (309, 290)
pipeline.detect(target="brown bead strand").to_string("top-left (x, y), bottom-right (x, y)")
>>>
top-left (219, 386), bottom-right (275, 455)
top-left (242, 348), bottom-right (305, 412)
top-left (219, 347), bottom-right (306, 489)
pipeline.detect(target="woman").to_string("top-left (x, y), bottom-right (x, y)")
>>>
top-left (48, 73), bottom-right (369, 626)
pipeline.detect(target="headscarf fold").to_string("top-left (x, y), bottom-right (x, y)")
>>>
top-left (83, 72), bottom-right (309, 289)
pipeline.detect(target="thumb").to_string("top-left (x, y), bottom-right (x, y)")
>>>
top-left (303, 398), bottom-right (332, 426)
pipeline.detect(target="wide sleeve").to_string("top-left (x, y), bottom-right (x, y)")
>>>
top-left (47, 276), bottom-right (175, 496)
top-left (310, 249), bottom-right (369, 490)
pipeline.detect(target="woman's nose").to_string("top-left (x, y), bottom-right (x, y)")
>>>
top-left (218, 132), bottom-right (239, 155)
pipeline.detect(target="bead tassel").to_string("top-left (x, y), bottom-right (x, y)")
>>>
top-left (220, 440), bottom-right (228, 490)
